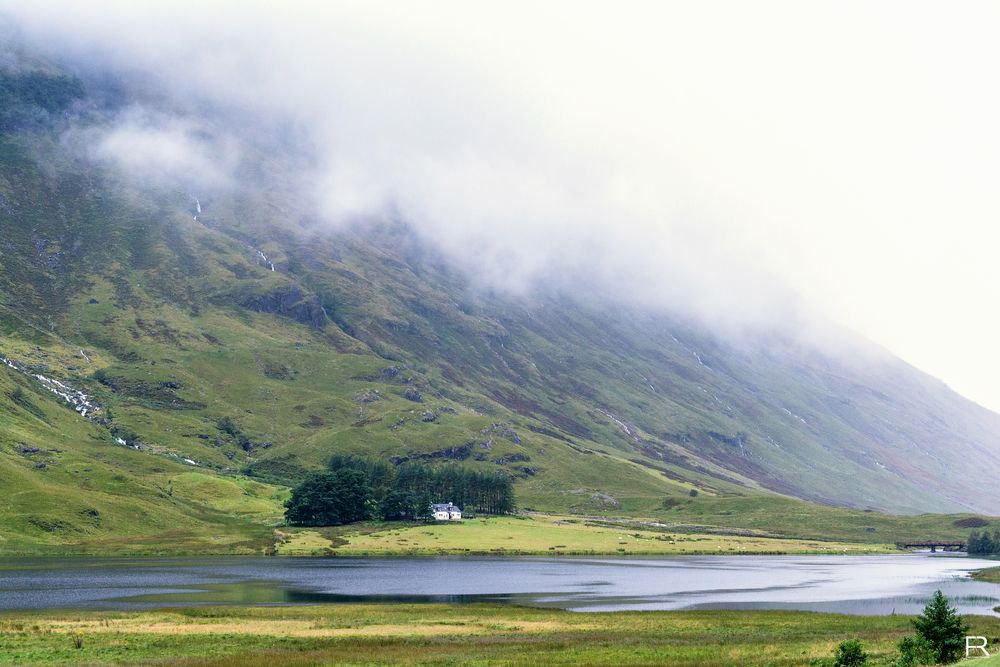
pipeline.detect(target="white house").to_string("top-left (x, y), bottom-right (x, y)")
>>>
top-left (431, 502), bottom-right (462, 521)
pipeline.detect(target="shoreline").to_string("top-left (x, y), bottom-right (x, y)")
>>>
top-left (0, 547), bottom-right (904, 561)
top-left (3, 513), bottom-right (973, 559)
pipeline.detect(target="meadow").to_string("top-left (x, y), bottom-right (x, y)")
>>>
top-left (276, 514), bottom-right (894, 556)
top-left (3, 603), bottom-right (1000, 666)
top-left (974, 567), bottom-right (1000, 583)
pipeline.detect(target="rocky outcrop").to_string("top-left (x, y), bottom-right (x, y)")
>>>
top-left (493, 453), bottom-right (530, 464)
top-left (481, 422), bottom-right (521, 444)
top-left (390, 442), bottom-right (473, 464)
top-left (354, 389), bottom-right (382, 403)
top-left (239, 284), bottom-right (327, 329)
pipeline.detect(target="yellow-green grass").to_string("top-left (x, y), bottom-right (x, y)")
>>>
top-left (3, 603), bottom-right (1000, 666)
top-left (168, 472), bottom-right (288, 523)
top-left (0, 353), bottom-right (286, 556)
top-left (662, 493), bottom-right (1000, 545)
top-left (972, 567), bottom-right (1000, 583)
top-left (276, 514), bottom-right (896, 556)
top-left (273, 528), bottom-right (343, 555)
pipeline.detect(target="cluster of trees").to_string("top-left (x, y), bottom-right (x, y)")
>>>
top-left (358, 457), bottom-right (516, 516)
top-left (824, 590), bottom-right (968, 666)
top-left (284, 468), bottom-right (372, 527)
top-left (285, 455), bottom-right (515, 527)
top-left (967, 530), bottom-right (1000, 555)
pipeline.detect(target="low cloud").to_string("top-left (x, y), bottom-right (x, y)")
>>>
top-left (5, 2), bottom-right (805, 334)
top-left (8, 2), bottom-right (1000, 407)
top-left (76, 107), bottom-right (239, 191)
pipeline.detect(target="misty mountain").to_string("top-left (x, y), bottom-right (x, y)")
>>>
top-left (0, 54), bottom-right (997, 549)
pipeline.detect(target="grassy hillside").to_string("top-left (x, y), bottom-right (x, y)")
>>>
top-left (0, 354), bottom-right (283, 554)
top-left (2, 62), bottom-right (1000, 554)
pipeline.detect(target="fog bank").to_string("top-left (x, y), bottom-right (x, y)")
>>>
top-left (7, 1), bottom-right (1000, 409)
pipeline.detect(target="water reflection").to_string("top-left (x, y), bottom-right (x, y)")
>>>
top-left (0, 554), bottom-right (998, 615)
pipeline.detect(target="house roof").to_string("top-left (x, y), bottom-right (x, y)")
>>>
top-left (431, 503), bottom-right (461, 512)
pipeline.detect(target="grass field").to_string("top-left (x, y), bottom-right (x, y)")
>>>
top-left (973, 567), bottom-right (1000, 583)
top-left (662, 494), bottom-right (1000, 545)
top-left (274, 514), bottom-right (895, 556)
top-left (2, 603), bottom-right (1000, 666)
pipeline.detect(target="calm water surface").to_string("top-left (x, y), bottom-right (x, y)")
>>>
top-left (1, 554), bottom-right (998, 614)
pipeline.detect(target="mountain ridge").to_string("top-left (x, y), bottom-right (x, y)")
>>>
top-left (0, 61), bottom-right (997, 560)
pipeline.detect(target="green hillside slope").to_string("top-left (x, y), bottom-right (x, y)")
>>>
top-left (1, 62), bottom-right (998, 554)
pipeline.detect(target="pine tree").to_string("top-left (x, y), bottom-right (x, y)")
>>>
top-left (284, 470), bottom-right (372, 526)
top-left (911, 590), bottom-right (969, 664)
top-left (968, 531), bottom-right (982, 554)
top-left (415, 493), bottom-right (434, 522)
top-left (324, 456), bottom-right (515, 520)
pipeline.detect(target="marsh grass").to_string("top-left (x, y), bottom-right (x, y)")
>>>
top-left (320, 515), bottom-right (895, 556)
top-left (4, 604), bottom-right (1000, 666)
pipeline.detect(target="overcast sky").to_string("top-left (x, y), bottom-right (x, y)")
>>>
top-left (8, 1), bottom-right (1000, 411)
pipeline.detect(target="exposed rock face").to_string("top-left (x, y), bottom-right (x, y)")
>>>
top-left (239, 284), bottom-right (327, 329)
top-left (354, 389), bottom-right (382, 403)
top-left (390, 442), bottom-right (473, 464)
top-left (587, 491), bottom-right (619, 507)
top-left (481, 422), bottom-right (521, 444)
top-left (493, 453), bottom-right (530, 464)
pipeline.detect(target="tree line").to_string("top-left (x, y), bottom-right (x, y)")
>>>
top-left (284, 455), bottom-right (515, 527)
top-left (967, 529), bottom-right (1000, 555)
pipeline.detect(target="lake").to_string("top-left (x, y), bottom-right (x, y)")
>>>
top-left (1, 554), bottom-right (998, 614)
